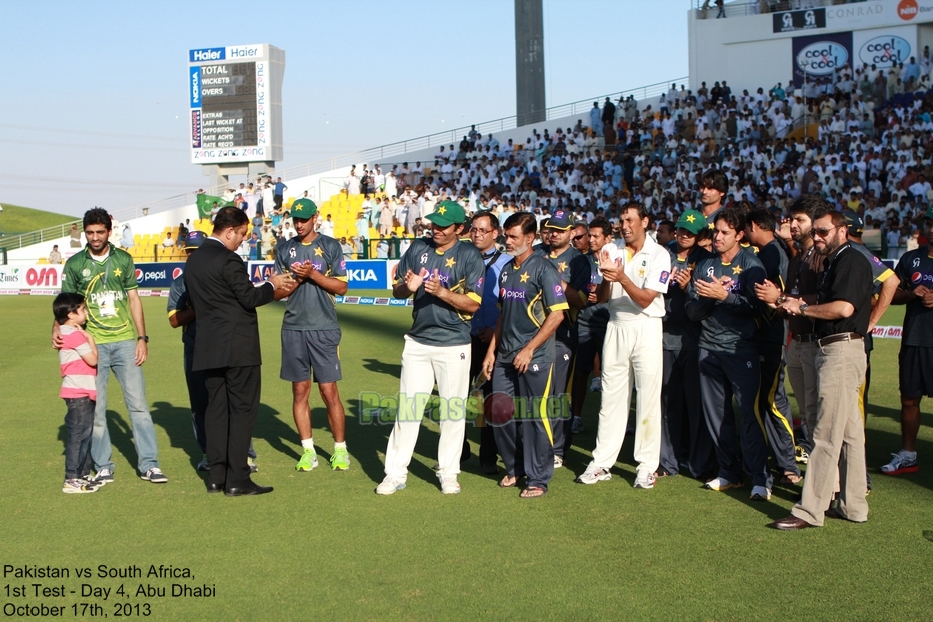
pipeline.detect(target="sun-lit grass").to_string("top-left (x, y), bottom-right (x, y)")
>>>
top-left (1, 294), bottom-right (931, 620)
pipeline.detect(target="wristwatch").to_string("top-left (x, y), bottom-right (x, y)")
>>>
top-left (137, 335), bottom-right (150, 343)
top-left (798, 303), bottom-right (809, 317)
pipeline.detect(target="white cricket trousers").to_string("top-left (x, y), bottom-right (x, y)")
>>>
top-left (384, 336), bottom-right (470, 479)
top-left (592, 318), bottom-right (663, 476)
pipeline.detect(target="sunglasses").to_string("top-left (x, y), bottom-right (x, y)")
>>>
top-left (572, 234), bottom-right (586, 241)
top-left (811, 225), bottom-right (841, 238)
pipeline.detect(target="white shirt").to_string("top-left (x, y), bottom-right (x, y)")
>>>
top-left (605, 235), bottom-right (671, 321)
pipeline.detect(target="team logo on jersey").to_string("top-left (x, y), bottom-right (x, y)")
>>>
top-left (82, 268), bottom-right (91, 278)
top-left (289, 247), bottom-right (297, 259)
top-left (532, 364), bottom-right (539, 372)
top-left (501, 273), bottom-right (507, 283)
top-left (913, 257), bottom-right (921, 268)
top-left (706, 267), bottom-right (715, 278)
top-left (420, 252), bottom-right (429, 265)
top-left (659, 270), bottom-right (670, 284)
top-left (563, 353), bottom-right (570, 361)
top-left (460, 352), bottom-right (466, 360)
top-left (746, 361), bottom-right (752, 368)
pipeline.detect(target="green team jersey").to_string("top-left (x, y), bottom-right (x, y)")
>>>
top-left (497, 252), bottom-right (570, 364)
top-left (61, 243), bottom-right (139, 344)
top-left (395, 238), bottom-right (485, 346)
top-left (275, 234), bottom-right (348, 331)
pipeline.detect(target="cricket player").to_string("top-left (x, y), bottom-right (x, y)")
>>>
top-left (482, 211), bottom-right (569, 498)
top-left (576, 203), bottom-right (671, 489)
top-left (275, 199), bottom-right (351, 472)
top-left (377, 201), bottom-right (485, 495)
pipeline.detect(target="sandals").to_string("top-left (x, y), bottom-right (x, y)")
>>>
top-left (780, 473), bottom-right (803, 485)
top-left (499, 474), bottom-right (518, 488)
top-left (520, 486), bottom-right (547, 499)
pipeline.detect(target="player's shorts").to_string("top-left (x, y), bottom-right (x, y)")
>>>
top-left (281, 329), bottom-right (342, 384)
top-left (898, 344), bottom-right (933, 398)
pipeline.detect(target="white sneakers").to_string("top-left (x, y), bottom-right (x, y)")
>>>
top-left (375, 476), bottom-right (406, 495)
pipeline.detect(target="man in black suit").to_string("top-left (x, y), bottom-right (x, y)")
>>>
top-left (184, 207), bottom-right (293, 496)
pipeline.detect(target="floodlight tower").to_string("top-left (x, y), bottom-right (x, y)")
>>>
top-left (515, 0), bottom-right (546, 127)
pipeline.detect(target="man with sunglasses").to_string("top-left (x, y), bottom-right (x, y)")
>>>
top-left (773, 206), bottom-right (873, 529)
top-left (538, 210), bottom-right (590, 468)
top-left (377, 201), bottom-right (485, 495)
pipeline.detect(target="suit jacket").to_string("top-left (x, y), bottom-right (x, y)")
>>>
top-left (184, 239), bottom-right (275, 371)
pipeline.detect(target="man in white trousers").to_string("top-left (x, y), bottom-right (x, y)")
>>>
top-left (376, 201), bottom-right (485, 495)
top-left (576, 203), bottom-right (671, 489)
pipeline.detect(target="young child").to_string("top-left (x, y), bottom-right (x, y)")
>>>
top-left (53, 293), bottom-right (100, 493)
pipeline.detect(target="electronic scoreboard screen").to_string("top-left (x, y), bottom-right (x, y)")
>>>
top-left (188, 44), bottom-right (284, 165)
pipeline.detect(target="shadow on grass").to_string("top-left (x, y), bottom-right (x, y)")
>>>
top-left (361, 358), bottom-right (402, 378)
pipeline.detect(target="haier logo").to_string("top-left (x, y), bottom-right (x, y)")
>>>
top-left (190, 48), bottom-right (225, 62)
top-left (229, 46), bottom-right (259, 58)
top-left (797, 42), bottom-right (848, 75)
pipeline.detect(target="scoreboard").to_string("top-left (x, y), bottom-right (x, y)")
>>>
top-left (188, 44), bottom-right (285, 164)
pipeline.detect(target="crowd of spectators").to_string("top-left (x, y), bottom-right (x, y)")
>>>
top-left (323, 54), bottom-right (933, 261)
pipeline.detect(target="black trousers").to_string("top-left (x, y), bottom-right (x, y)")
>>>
top-left (659, 347), bottom-right (715, 477)
top-left (468, 336), bottom-right (499, 465)
top-left (204, 365), bottom-right (261, 489)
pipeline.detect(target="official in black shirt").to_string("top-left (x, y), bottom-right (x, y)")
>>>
top-left (773, 207), bottom-right (873, 529)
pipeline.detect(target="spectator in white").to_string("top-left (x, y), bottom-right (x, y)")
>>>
top-left (909, 174), bottom-right (931, 200)
top-left (379, 200), bottom-right (394, 237)
top-left (318, 214), bottom-right (335, 238)
top-left (384, 170), bottom-right (397, 198)
top-left (356, 212), bottom-right (369, 241)
top-left (376, 238), bottom-right (389, 259)
top-left (887, 226), bottom-right (903, 260)
top-left (70, 224), bottom-right (82, 248)
top-left (374, 165), bottom-right (385, 193)
top-left (49, 245), bottom-right (62, 264)
top-left (345, 168), bottom-right (361, 195)
top-left (121, 224), bottom-right (134, 249)
top-left (339, 237), bottom-right (354, 258)
top-left (282, 222), bottom-right (297, 240)
top-left (162, 232), bottom-right (174, 248)
top-left (590, 102), bottom-right (602, 137)
top-left (262, 183), bottom-right (274, 216)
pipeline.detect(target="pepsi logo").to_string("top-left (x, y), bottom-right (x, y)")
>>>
top-left (135, 269), bottom-right (142, 280)
top-left (172, 268), bottom-right (183, 279)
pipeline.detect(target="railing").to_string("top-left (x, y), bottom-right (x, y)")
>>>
top-left (2, 77), bottom-right (684, 254)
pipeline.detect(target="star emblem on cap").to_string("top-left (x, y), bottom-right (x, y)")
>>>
top-left (686, 214), bottom-right (696, 223)
top-left (732, 265), bottom-right (743, 275)
top-left (520, 272), bottom-right (530, 283)
top-left (437, 206), bottom-right (447, 215)
top-left (445, 257), bottom-right (456, 268)
top-left (315, 247), bottom-right (324, 256)
top-left (113, 268), bottom-right (122, 277)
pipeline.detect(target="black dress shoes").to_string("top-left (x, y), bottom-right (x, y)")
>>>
top-left (224, 481), bottom-right (273, 497)
top-left (771, 515), bottom-right (813, 530)
top-left (207, 483), bottom-right (224, 494)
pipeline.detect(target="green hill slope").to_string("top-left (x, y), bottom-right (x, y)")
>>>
top-left (0, 203), bottom-right (76, 235)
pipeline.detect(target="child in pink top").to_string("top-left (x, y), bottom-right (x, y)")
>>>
top-left (53, 293), bottom-right (99, 493)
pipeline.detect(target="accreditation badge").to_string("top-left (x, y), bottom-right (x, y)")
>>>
top-left (99, 292), bottom-right (117, 318)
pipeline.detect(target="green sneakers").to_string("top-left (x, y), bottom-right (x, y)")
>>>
top-left (330, 447), bottom-right (351, 471)
top-left (295, 449), bottom-right (319, 471)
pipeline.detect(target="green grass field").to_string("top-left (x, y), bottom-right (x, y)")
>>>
top-left (1, 293), bottom-right (931, 620)
top-left (0, 204), bottom-right (75, 236)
